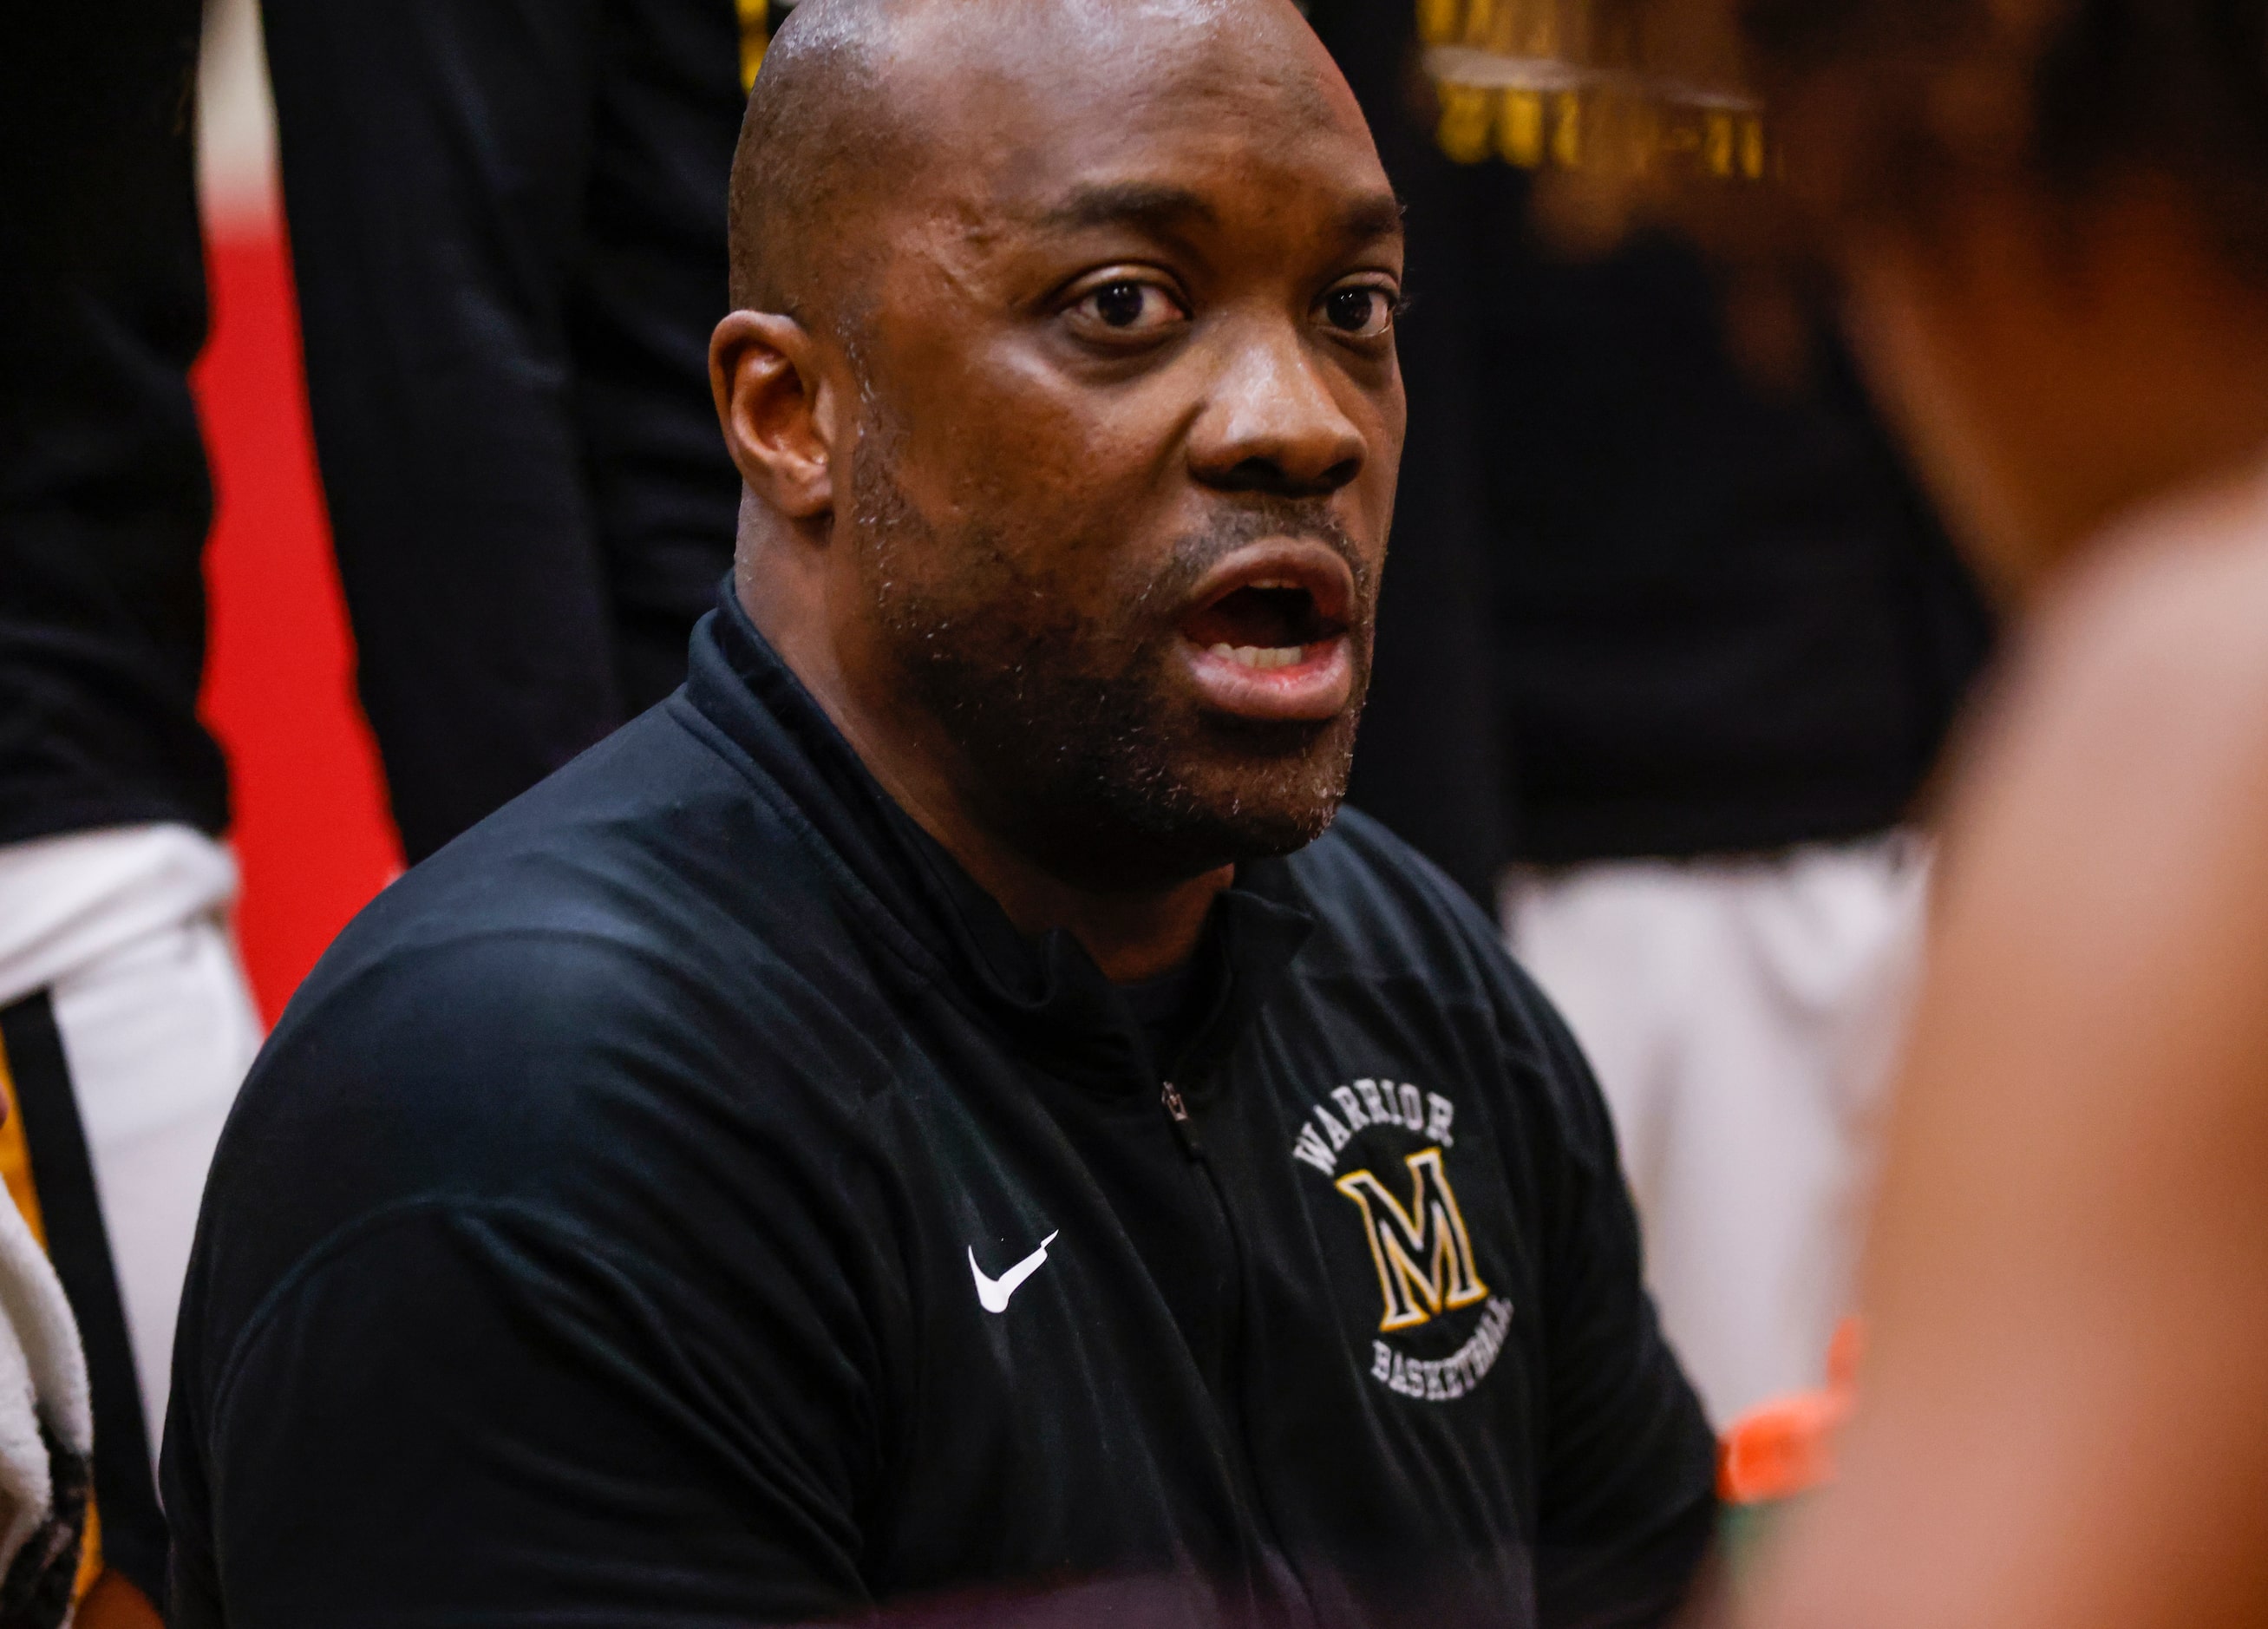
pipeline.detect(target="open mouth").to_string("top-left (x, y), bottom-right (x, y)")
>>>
top-left (1173, 540), bottom-right (1360, 723)
top-left (1180, 578), bottom-right (1348, 670)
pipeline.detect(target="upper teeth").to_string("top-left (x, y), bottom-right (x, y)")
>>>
top-left (1249, 579), bottom-right (1294, 591)
top-left (1211, 643), bottom-right (1304, 671)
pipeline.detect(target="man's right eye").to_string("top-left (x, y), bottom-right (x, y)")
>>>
top-left (1070, 278), bottom-right (1186, 337)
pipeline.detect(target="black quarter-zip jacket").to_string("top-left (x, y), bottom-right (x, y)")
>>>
top-left (163, 592), bottom-right (1716, 1627)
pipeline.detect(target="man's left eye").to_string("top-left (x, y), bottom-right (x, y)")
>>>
top-left (1320, 285), bottom-right (1395, 339)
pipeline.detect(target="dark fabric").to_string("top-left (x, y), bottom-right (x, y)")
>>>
top-left (1308, 3), bottom-right (1991, 880)
top-left (1321, 0), bottom-right (1509, 906)
top-left (167, 590), bottom-right (1716, 1627)
top-left (261, 0), bottom-right (747, 862)
top-left (0, 994), bottom-right (167, 1607)
top-left (1120, 940), bottom-right (1218, 1078)
top-left (0, 0), bottom-right (227, 846)
top-left (1466, 192), bottom-right (1993, 865)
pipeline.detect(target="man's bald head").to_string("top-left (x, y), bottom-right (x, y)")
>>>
top-left (726, 0), bottom-right (898, 321)
top-left (710, 0), bottom-right (1402, 896)
top-left (726, 0), bottom-right (1353, 329)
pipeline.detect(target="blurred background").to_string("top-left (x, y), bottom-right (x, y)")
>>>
top-left (195, 0), bottom-right (400, 1025)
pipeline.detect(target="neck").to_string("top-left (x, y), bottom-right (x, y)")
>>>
top-left (2018, 282), bottom-right (2268, 584)
top-left (1853, 177), bottom-right (2268, 596)
top-left (918, 822), bottom-right (1232, 985)
top-left (738, 553), bottom-right (1231, 984)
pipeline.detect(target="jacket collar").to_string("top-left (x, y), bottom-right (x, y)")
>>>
top-left (684, 589), bottom-right (1314, 1089)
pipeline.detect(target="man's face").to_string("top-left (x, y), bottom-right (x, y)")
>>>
top-left (826, 4), bottom-right (1406, 890)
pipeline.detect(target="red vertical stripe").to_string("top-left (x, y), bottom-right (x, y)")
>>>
top-left (193, 222), bottom-right (402, 1024)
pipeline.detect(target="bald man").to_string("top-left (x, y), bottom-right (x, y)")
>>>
top-left (160, 2), bottom-right (1716, 1623)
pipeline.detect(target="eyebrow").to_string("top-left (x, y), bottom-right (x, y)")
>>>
top-left (1032, 181), bottom-right (1220, 236)
top-left (1336, 192), bottom-right (1407, 245)
top-left (1031, 180), bottom-right (1407, 251)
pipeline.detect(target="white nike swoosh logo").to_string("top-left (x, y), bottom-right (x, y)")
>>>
top-left (969, 1231), bottom-right (1058, 1314)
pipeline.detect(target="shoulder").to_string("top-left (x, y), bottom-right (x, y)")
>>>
top-left (1961, 500), bottom-right (2268, 899)
top-left (1285, 804), bottom-right (1508, 979)
top-left (1914, 493), bottom-right (2268, 1154)
top-left (1283, 807), bottom-right (1591, 1095)
top-left (287, 700), bottom-right (894, 1079)
top-left (2034, 487), bottom-right (2268, 727)
top-left (326, 701), bottom-right (846, 972)
top-left (1808, 494), bottom-right (2268, 1610)
top-left (200, 711), bottom-right (907, 1321)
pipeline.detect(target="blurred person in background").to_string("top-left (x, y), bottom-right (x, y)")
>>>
top-left (260, 0), bottom-right (794, 861)
top-left (1650, 1), bottom-right (2268, 1625)
top-left (1306, 0), bottom-right (1991, 1427)
top-left (0, 3), bottom-right (263, 1622)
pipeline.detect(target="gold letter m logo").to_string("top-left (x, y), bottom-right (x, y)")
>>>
top-left (1334, 1148), bottom-right (1489, 1332)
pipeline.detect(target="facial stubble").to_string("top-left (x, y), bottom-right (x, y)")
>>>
top-left (846, 422), bottom-right (1373, 891)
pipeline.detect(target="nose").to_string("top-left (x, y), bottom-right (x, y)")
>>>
top-left (1187, 317), bottom-right (1369, 500)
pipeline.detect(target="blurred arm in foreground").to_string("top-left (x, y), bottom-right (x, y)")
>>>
top-left (1693, 2), bottom-right (2268, 1625)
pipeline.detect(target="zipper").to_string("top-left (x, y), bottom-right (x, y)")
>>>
top-left (1149, 1063), bottom-right (1314, 1618)
top-left (1182, 1117), bottom-right (1317, 1622)
top-left (1159, 1078), bottom-right (1200, 1159)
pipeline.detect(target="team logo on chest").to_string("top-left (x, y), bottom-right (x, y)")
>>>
top-left (1334, 1149), bottom-right (1489, 1331)
top-left (1291, 1079), bottom-right (1514, 1402)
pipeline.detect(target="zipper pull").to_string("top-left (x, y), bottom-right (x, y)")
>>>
top-left (1160, 1078), bottom-right (1204, 1158)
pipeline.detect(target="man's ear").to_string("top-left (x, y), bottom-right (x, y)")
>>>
top-left (710, 310), bottom-right (836, 519)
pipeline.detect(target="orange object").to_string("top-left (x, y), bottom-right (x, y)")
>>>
top-left (1717, 1317), bottom-right (1864, 1504)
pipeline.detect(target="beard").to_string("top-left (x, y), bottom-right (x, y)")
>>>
top-left (847, 426), bottom-right (1375, 893)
